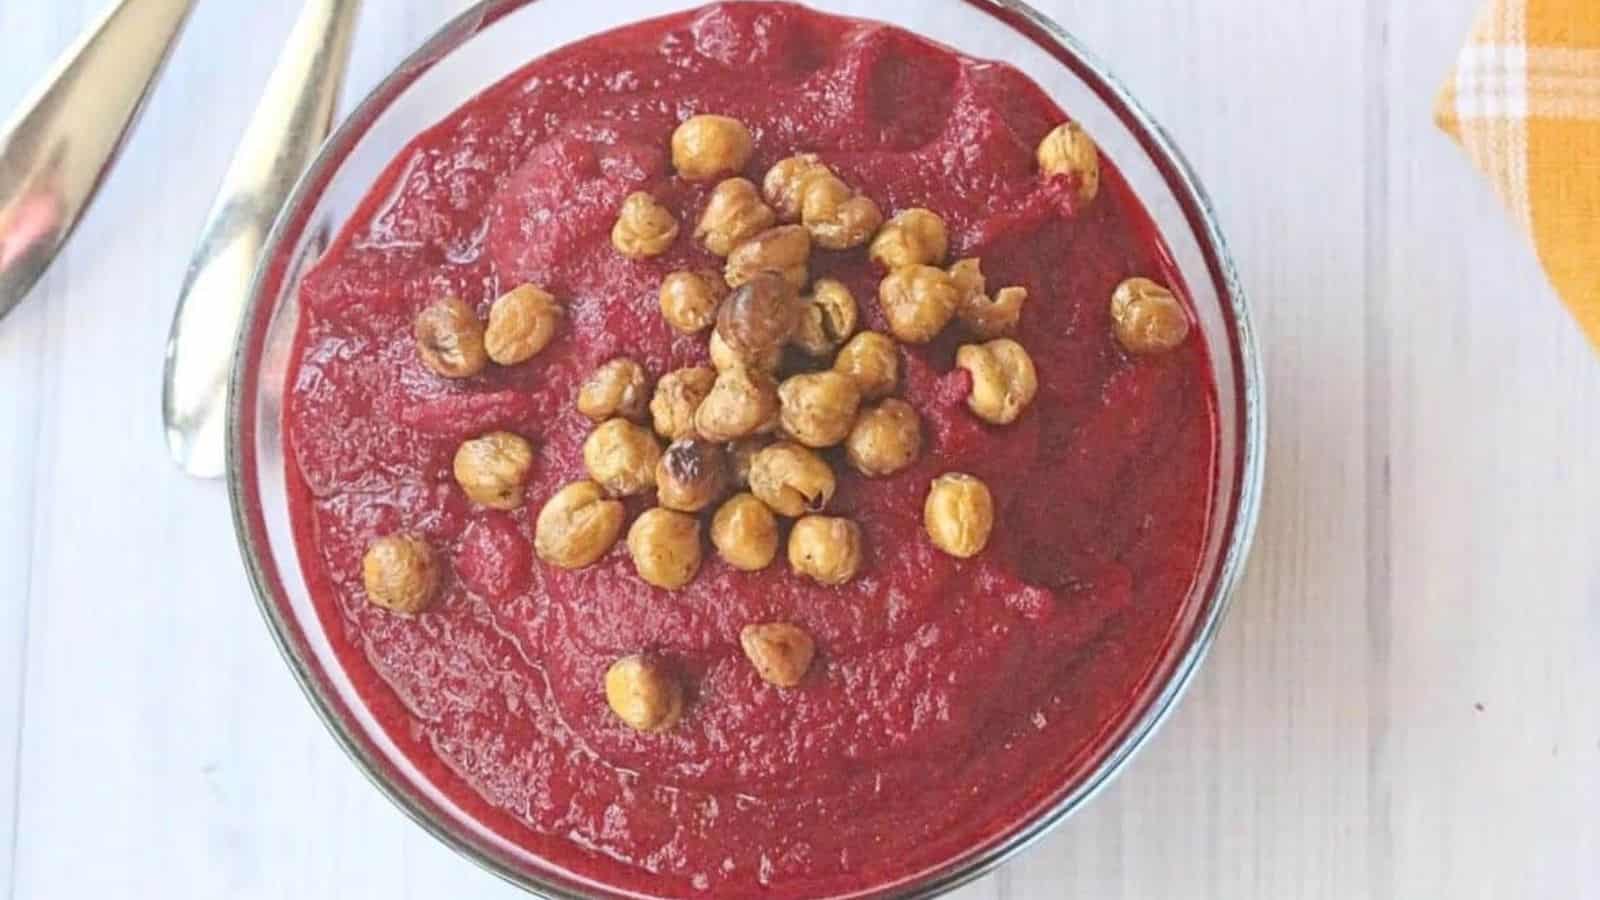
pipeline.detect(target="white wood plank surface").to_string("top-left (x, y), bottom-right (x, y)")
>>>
top-left (3, 1), bottom-right (1598, 897)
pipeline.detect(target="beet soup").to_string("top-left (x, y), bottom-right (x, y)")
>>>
top-left (282, 3), bottom-right (1219, 896)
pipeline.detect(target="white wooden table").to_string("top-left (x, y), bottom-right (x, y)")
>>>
top-left (4, 1), bottom-right (1598, 897)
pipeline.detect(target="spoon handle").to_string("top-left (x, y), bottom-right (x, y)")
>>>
top-left (162, 0), bottom-right (363, 479)
top-left (0, 0), bottom-right (197, 321)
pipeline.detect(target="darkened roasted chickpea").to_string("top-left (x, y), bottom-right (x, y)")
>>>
top-left (798, 170), bottom-right (883, 250)
top-left (534, 480), bottom-right (625, 569)
top-left (710, 493), bottom-right (779, 571)
top-left (655, 439), bottom-right (728, 512)
top-left (485, 283), bottom-right (561, 365)
top-left (1037, 121), bottom-right (1100, 205)
top-left (726, 436), bottom-right (767, 487)
top-left (832, 330), bottom-right (899, 400)
top-left (869, 208), bottom-right (948, 270)
top-left (658, 269), bottom-right (727, 334)
top-left (605, 654), bottom-right (684, 732)
top-left (748, 441), bottom-right (835, 517)
top-left (627, 508), bottom-right (703, 590)
top-left (949, 258), bottom-right (1026, 338)
top-left (740, 623), bottom-right (815, 687)
top-left (612, 191), bottom-right (679, 259)
top-left (778, 371), bottom-right (861, 448)
top-left (710, 328), bottom-right (779, 374)
top-left (791, 279), bottom-right (857, 356)
top-left (725, 225), bottom-right (810, 290)
top-left (696, 177), bottom-right (777, 256)
top-left (362, 534), bottom-right (440, 614)
top-left (763, 153), bottom-right (829, 221)
top-left (414, 296), bottom-right (488, 378)
top-left (924, 472), bottom-right (995, 558)
top-left (694, 365), bottom-right (780, 442)
top-left (671, 114), bottom-right (754, 181)
top-left (1111, 277), bottom-right (1191, 355)
top-left (716, 273), bottom-right (799, 365)
top-left (650, 365), bottom-right (717, 441)
top-left (578, 358), bottom-right (651, 422)
top-left (956, 338), bottom-right (1038, 425)
top-left (453, 431), bottom-right (535, 509)
top-left (788, 515), bottom-right (863, 586)
top-left (846, 398), bottom-right (922, 477)
top-left (583, 418), bottom-right (663, 497)
top-left (878, 264), bottom-right (959, 344)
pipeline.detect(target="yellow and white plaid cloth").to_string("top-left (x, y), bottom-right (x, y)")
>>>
top-left (1436, 0), bottom-right (1600, 350)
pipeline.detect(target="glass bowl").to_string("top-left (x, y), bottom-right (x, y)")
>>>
top-left (227, 1), bottom-right (1265, 897)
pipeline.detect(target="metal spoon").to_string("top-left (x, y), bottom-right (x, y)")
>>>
top-left (162, 0), bottom-right (362, 478)
top-left (0, 0), bottom-right (197, 321)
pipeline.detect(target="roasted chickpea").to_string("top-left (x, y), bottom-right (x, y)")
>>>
top-left (710, 328), bottom-right (779, 374)
top-left (725, 225), bottom-right (810, 290)
top-left (778, 371), bottom-right (861, 448)
top-left (740, 623), bottom-right (816, 687)
top-left (832, 331), bottom-right (899, 400)
top-left (694, 365), bottom-right (780, 442)
top-left (627, 507), bottom-right (703, 589)
top-left (846, 399), bottom-right (922, 477)
top-left (414, 296), bottom-right (488, 378)
top-left (949, 258), bottom-right (1026, 338)
top-left (726, 437), bottom-right (767, 488)
top-left (716, 273), bottom-right (799, 365)
top-left (605, 655), bottom-right (684, 732)
top-left (535, 481), bottom-right (626, 569)
top-left (748, 441), bottom-right (835, 517)
top-left (1110, 277), bottom-right (1191, 355)
top-left (453, 431), bottom-right (535, 509)
top-left (791, 279), bottom-right (857, 356)
top-left (763, 153), bottom-right (829, 221)
top-left (362, 533), bottom-right (440, 614)
top-left (578, 358), bottom-right (650, 422)
top-left (672, 114), bottom-right (754, 181)
top-left (658, 269), bottom-right (726, 334)
top-left (869, 208), bottom-right (948, 270)
top-left (612, 191), bottom-right (680, 259)
top-left (650, 365), bottom-right (717, 441)
top-left (878, 264), bottom-right (959, 344)
top-left (696, 177), bottom-right (777, 256)
top-left (924, 472), bottom-right (995, 558)
top-left (1037, 121), bottom-right (1100, 205)
top-left (710, 493), bottom-right (779, 571)
top-left (788, 516), bottom-right (863, 586)
top-left (956, 338), bottom-right (1038, 425)
top-left (655, 439), bottom-right (728, 513)
top-left (583, 418), bottom-right (663, 497)
top-left (798, 170), bottom-right (883, 250)
top-left (485, 283), bottom-right (561, 365)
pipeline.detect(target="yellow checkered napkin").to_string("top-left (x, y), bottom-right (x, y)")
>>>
top-left (1437, 0), bottom-right (1600, 350)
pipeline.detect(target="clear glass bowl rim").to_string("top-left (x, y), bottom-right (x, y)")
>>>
top-left (226, 1), bottom-right (1267, 897)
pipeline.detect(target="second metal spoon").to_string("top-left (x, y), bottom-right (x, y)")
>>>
top-left (162, 0), bottom-right (362, 479)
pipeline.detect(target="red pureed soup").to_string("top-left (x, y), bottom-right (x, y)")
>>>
top-left (284, 2), bottom-right (1218, 896)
